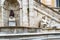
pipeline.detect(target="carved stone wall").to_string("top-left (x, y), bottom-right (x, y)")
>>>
top-left (0, 0), bottom-right (59, 28)
top-left (2, 0), bottom-right (20, 26)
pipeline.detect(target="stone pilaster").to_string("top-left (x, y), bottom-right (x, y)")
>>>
top-left (29, 0), bottom-right (37, 27)
top-left (22, 0), bottom-right (29, 27)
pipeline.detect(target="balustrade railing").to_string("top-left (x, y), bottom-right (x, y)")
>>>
top-left (33, 1), bottom-right (60, 30)
top-left (0, 32), bottom-right (60, 40)
top-left (34, 1), bottom-right (60, 20)
top-left (0, 26), bottom-right (59, 34)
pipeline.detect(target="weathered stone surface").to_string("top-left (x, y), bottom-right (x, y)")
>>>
top-left (0, 0), bottom-right (59, 28)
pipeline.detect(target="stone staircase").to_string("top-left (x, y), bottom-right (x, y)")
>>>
top-left (34, 1), bottom-right (60, 21)
top-left (33, 1), bottom-right (60, 31)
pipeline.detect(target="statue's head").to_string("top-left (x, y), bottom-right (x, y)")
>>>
top-left (9, 10), bottom-right (15, 18)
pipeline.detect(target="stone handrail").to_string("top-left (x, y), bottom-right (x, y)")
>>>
top-left (0, 33), bottom-right (60, 39)
top-left (34, 1), bottom-right (60, 20)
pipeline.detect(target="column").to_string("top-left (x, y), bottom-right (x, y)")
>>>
top-left (1, 0), bottom-right (6, 26)
top-left (29, 0), bottom-right (35, 27)
top-left (18, 0), bottom-right (23, 26)
top-left (22, 0), bottom-right (29, 26)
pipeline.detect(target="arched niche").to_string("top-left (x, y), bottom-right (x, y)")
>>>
top-left (3, 0), bottom-right (20, 26)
